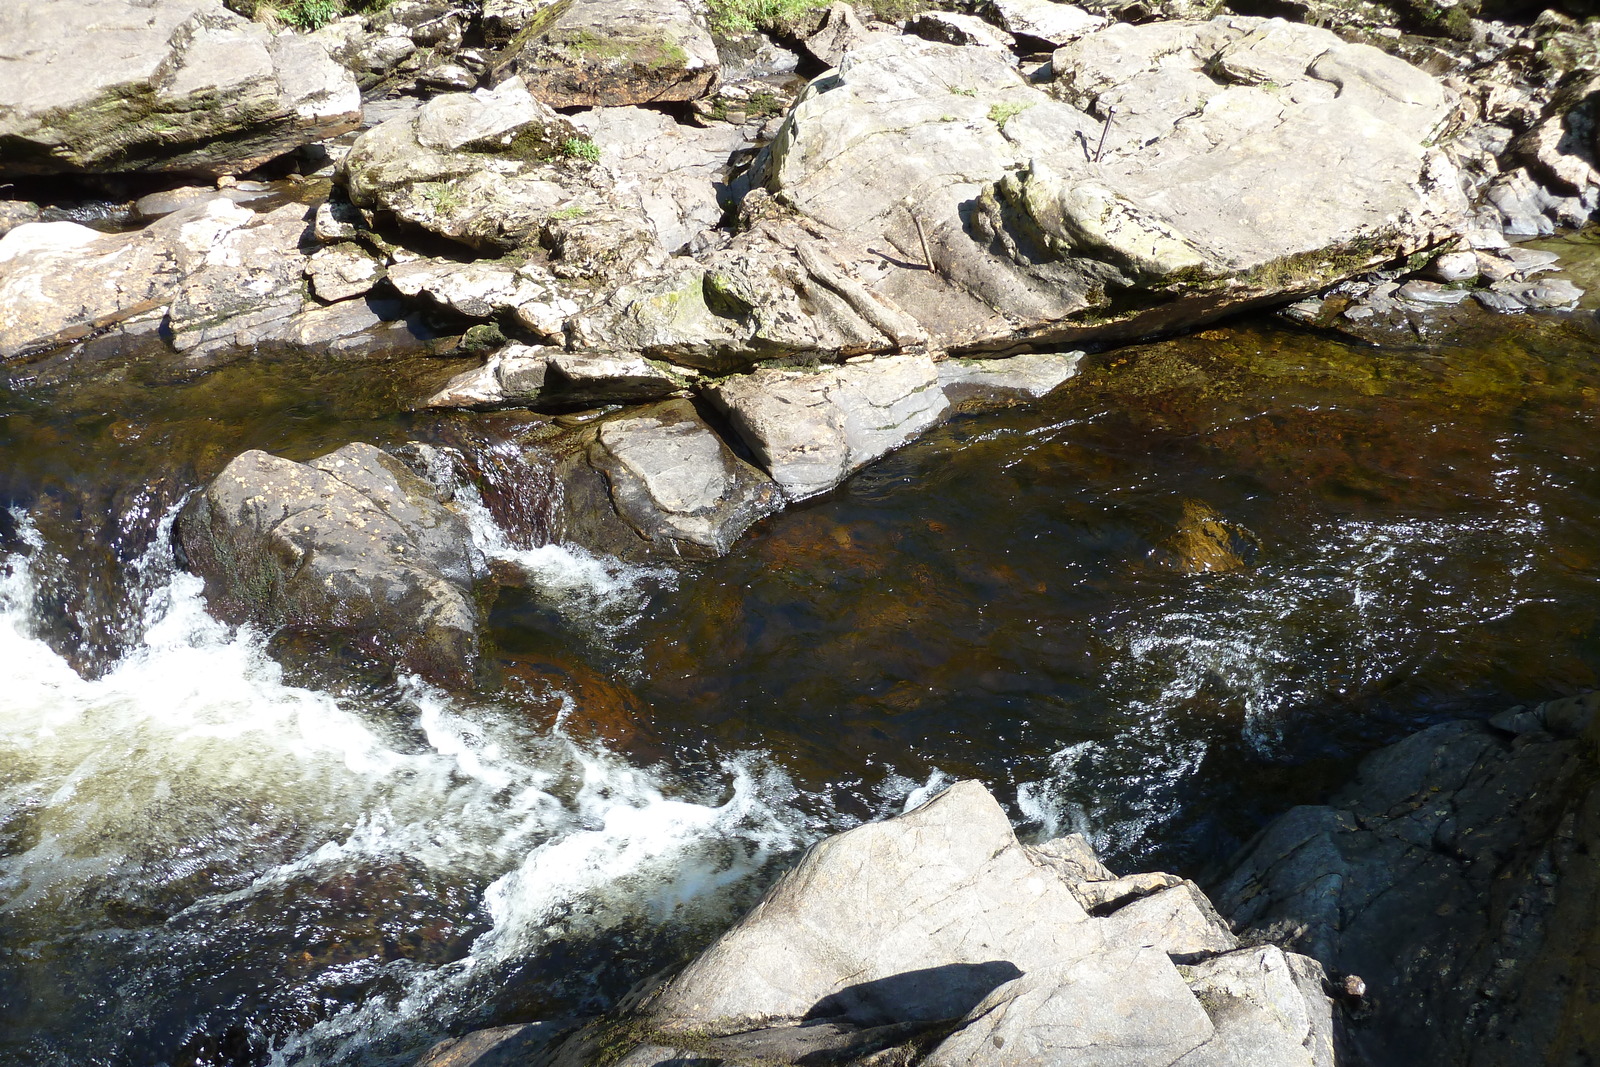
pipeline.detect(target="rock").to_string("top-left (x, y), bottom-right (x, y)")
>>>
top-left (424, 343), bottom-right (561, 408)
top-left (905, 12), bottom-right (1018, 53)
top-left (1424, 250), bottom-right (1479, 281)
top-left (990, 0), bottom-right (1106, 46)
top-left (306, 243), bottom-right (385, 302)
top-left (313, 199), bottom-right (364, 243)
top-left (569, 107), bottom-right (749, 255)
top-left (705, 354), bottom-right (950, 501)
top-left (1216, 697), bottom-right (1600, 1067)
top-left (0, 196), bottom-right (323, 363)
top-left (177, 443), bottom-right (484, 686)
top-left (413, 1022), bottom-right (559, 1067)
top-left (1396, 279), bottom-right (1473, 305)
top-left (0, 0), bottom-right (360, 177)
top-left (0, 200), bottom-right (41, 237)
top-left (721, 23), bottom-right (1466, 360)
top-left (1486, 276), bottom-right (1584, 309)
top-left (482, 0), bottom-right (557, 42)
top-left (1156, 499), bottom-right (1259, 574)
top-left (387, 259), bottom-right (579, 334)
top-left (490, 0), bottom-right (720, 108)
top-left (588, 399), bottom-right (782, 558)
top-left (340, 77), bottom-right (668, 291)
top-left (937, 351), bottom-right (1082, 410)
top-left (801, 2), bottom-right (881, 68)
top-left (555, 780), bottom-right (1337, 1067)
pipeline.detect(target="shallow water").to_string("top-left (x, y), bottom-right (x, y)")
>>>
top-left (4, 304), bottom-right (1600, 1064)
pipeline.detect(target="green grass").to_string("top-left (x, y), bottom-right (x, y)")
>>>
top-left (987, 100), bottom-right (1034, 129)
top-left (548, 204), bottom-right (588, 219)
top-left (418, 181), bottom-right (464, 212)
top-left (561, 137), bottom-right (601, 162)
top-left (270, 0), bottom-right (390, 30)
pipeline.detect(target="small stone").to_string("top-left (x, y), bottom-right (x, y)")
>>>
top-left (1424, 251), bottom-right (1479, 283)
top-left (1397, 280), bottom-right (1472, 306)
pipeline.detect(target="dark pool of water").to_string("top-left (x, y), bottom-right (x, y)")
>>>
top-left (4, 303), bottom-right (1600, 1065)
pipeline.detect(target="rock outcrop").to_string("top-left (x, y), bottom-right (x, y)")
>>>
top-left (177, 443), bottom-right (485, 686)
top-left (0, 0), bottom-right (360, 177)
top-left (531, 780), bottom-right (1337, 1067)
top-left (1216, 693), bottom-right (1600, 1067)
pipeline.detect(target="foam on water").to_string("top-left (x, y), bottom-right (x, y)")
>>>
top-left (0, 511), bottom-right (811, 1064)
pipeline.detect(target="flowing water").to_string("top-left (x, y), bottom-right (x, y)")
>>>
top-left (4, 295), bottom-right (1600, 1065)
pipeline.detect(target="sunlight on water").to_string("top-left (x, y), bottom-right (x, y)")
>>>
top-left (0, 508), bottom-right (811, 1065)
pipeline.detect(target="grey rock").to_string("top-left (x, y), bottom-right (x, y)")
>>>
top-left (424, 344), bottom-right (559, 408)
top-left (904, 11), bottom-right (1018, 53)
top-left (0, 0), bottom-right (360, 177)
top-left (491, 0), bottom-right (720, 108)
top-left (313, 199), bottom-right (364, 243)
top-left (923, 946), bottom-right (1214, 1067)
top-left (1216, 703), bottom-right (1600, 1067)
top-left (590, 399), bottom-right (781, 558)
top-left (801, 3), bottom-right (881, 68)
top-left (705, 354), bottom-right (950, 500)
top-left (482, 0), bottom-right (558, 42)
top-left (1100, 881), bottom-right (1240, 963)
top-left (387, 258), bottom-right (579, 331)
top-left (1424, 250), bottom-right (1479, 282)
top-left (1175, 947), bottom-right (1327, 1067)
top-left (991, 0), bottom-right (1106, 45)
top-left (1396, 279), bottom-right (1472, 305)
top-left (413, 1022), bottom-right (559, 1067)
top-left (1489, 276), bottom-right (1583, 309)
top-left (938, 352), bottom-right (1082, 410)
top-left (306, 243), bottom-right (384, 301)
top-left (1074, 870), bottom-right (1183, 911)
top-left (569, 107), bottom-right (749, 255)
top-left (177, 443), bottom-right (483, 686)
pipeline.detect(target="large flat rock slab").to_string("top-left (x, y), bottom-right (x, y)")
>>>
top-left (0, 0), bottom-right (359, 176)
top-left (735, 20), bottom-right (1467, 354)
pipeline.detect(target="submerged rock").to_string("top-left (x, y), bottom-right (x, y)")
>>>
top-left (1217, 693), bottom-right (1600, 1067)
top-left (177, 443), bottom-right (484, 686)
top-left (0, 0), bottom-right (360, 177)
top-left (537, 780), bottom-right (1336, 1067)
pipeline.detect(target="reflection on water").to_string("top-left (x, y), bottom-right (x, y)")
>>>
top-left (3, 309), bottom-right (1600, 1063)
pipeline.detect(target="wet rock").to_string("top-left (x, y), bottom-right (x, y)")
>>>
top-left (1424, 250), bottom-right (1480, 282)
top-left (1216, 694), bottom-right (1600, 1067)
top-left (705, 354), bottom-right (950, 501)
top-left (0, 0), bottom-right (359, 177)
top-left (306, 244), bottom-right (384, 302)
top-left (413, 1022), bottom-right (560, 1067)
top-left (551, 781), bottom-right (1335, 1067)
top-left (491, 0), bottom-right (720, 108)
top-left (424, 343), bottom-right (562, 408)
top-left (1484, 275), bottom-right (1584, 309)
top-left (177, 443), bottom-right (484, 686)
top-left (0, 199), bottom-right (41, 237)
top-left (937, 351), bottom-right (1083, 410)
top-left (1396, 279), bottom-right (1472, 305)
top-left (588, 399), bottom-right (781, 558)
top-left (1156, 500), bottom-right (1258, 574)
top-left (990, 0), bottom-right (1105, 46)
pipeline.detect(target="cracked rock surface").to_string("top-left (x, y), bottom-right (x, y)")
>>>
top-left (534, 780), bottom-right (1336, 1067)
top-left (1216, 693), bottom-right (1600, 1067)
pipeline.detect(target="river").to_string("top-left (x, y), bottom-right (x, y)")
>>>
top-left (3, 274), bottom-right (1600, 1064)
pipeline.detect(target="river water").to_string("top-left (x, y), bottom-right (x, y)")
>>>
top-left (3, 287), bottom-right (1600, 1064)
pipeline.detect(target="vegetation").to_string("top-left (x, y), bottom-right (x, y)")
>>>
top-left (561, 136), bottom-right (601, 162)
top-left (269, 0), bottom-right (390, 30)
top-left (548, 204), bottom-right (588, 220)
top-left (987, 100), bottom-right (1034, 129)
top-left (705, 0), bottom-right (927, 35)
top-left (418, 181), bottom-right (464, 212)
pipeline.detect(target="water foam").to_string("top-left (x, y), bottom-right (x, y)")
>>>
top-left (0, 513), bottom-right (809, 1065)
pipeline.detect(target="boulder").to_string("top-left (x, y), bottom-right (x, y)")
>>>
top-left (937, 351), bottom-right (1082, 410)
top-left (721, 21), bottom-right (1466, 357)
top-left (425, 344), bottom-right (692, 409)
top-left (177, 443), bottom-right (484, 686)
top-left (339, 77), bottom-right (669, 289)
top-left (545, 780), bottom-right (1337, 1067)
top-left (704, 353), bottom-right (950, 500)
top-left (0, 0), bottom-right (360, 177)
top-left (989, 0), bottom-right (1106, 46)
top-left (1216, 693), bottom-right (1600, 1067)
top-left (587, 399), bottom-right (782, 558)
top-left (490, 0), bottom-right (720, 107)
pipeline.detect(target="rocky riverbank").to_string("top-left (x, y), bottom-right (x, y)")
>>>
top-left (3, 0), bottom-right (1600, 1063)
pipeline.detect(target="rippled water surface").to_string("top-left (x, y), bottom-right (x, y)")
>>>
top-left (4, 306), bottom-right (1600, 1065)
